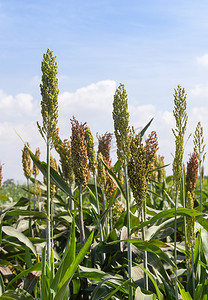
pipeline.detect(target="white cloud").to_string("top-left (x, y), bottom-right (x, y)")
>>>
top-left (196, 53), bottom-right (208, 66)
top-left (0, 89), bottom-right (38, 121)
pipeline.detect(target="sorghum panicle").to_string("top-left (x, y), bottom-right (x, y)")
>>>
top-left (97, 132), bottom-right (113, 166)
top-left (97, 152), bottom-right (106, 188)
top-left (186, 152), bottom-right (198, 200)
top-left (37, 49), bottom-right (59, 148)
top-left (128, 134), bottom-right (147, 208)
top-left (22, 143), bottom-right (33, 180)
top-left (71, 116), bottom-right (88, 189)
top-left (85, 126), bottom-right (96, 175)
top-left (97, 132), bottom-right (116, 198)
top-left (112, 83), bottom-right (130, 164)
top-left (172, 85), bottom-right (188, 187)
top-left (193, 121), bottom-right (206, 168)
top-left (57, 139), bottom-right (74, 187)
top-left (145, 131), bottom-right (159, 180)
top-left (128, 131), bottom-right (158, 208)
top-left (33, 147), bottom-right (41, 177)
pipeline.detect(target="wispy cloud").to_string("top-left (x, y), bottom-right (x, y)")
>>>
top-left (196, 53), bottom-right (208, 66)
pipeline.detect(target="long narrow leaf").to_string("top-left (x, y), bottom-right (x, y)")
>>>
top-left (131, 208), bottom-right (203, 234)
top-left (54, 232), bottom-right (94, 300)
top-left (2, 226), bottom-right (37, 256)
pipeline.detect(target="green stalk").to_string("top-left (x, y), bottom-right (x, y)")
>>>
top-left (79, 185), bottom-right (85, 247)
top-left (102, 187), bottom-right (108, 236)
top-left (124, 161), bottom-right (133, 300)
top-left (141, 207), bottom-right (148, 290)
top-left (174, 183), bottom-right (179, 300)
top-left (94, 175), bottom-right (103, 242)
top-left (191, 244), bottom-right (195, 298)
top-left (46, 141), bottom-right (51, 267)
top-left (94, 175), bottom-right (105, 263)
top-left (199, 166), bottom-right (203, 225)
top-left (27, 178), bottom-right (32, 237)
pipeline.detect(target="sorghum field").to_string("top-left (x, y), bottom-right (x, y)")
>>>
top-left (0, 49), bottom-right (208, 300)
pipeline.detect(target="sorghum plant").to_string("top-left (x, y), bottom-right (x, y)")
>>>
top-left (22, 142), bottom-right (33, 235)
top-left (37, 48), bottom-right (59, 265)
top-left (128, 131), bottom-right (158, 289)
top-left (186, 152), bottom-right (198, 201)
top-left (113, 83), bottom-right (132, 298)
top-left (22, 143), bottom-right (33, 180)
top-left (57, 139), bottom-right (74, 209)
top-left (193, 122), bottom-right (206, 222)
top-left (33, 147), bottom-right (41, 209)
top-left (172, 85), bottom-right (188, 299)
top-left (71, 116), bottom-right (88, 246)
top-left (97, 132), bottom-right (115, 234)
top-left (85, 126), bottom-right (104, 245)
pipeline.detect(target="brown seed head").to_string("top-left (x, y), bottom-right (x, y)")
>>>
top-left (33, 148), bottom-right (41, 177)
top-left (22, 143), bottom-right (32, 180)
top-left (186, 152), bottom-right (198, 200)
top-left (71, 116), bottom-right (88, 188)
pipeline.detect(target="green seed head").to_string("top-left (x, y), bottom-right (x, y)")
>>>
top-left (97, 152), bottom-right (106, 188)
top-left (193, 121), bottom-right (206, 169)
top-left (85, 126), bottom-right (96, 175)
top-left (172, 85), bottom-right (188, 187)
top-left (38, 49), bottom-right (59, 148)
top-left (113, 83), bottom-right (130, 164)
top-left (57, 139), bottom-right (74, 186)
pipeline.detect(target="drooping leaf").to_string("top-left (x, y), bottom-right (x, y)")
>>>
top-left (2, 226), bottom-right (37, 256)
top-left (0, 288), bottom-right (34, 300)
top-left (134, 262), bottom-right (164, 300)
top-left (131, 208), bottom-right (203, 234)
top-left (7, 263), bottom-right (41, 289)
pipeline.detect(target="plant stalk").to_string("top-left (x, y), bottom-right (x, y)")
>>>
top-left (124, 161), bottom-right (133, 300)
top-left (174, 183), bottom-right (179, 300)
top-left (46, 141), bottom-right (51, 267)
top-left (79, 185), bottom-right (85, 247)
top-left (141, 207), bottom-right (148, 290)
top-left (94, 175), bottom-right (105, 263)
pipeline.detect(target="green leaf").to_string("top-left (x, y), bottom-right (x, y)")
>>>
top-left (131, 208), bottom-right (203, 234)
top-left (127, 239), bottom-right (175, 268)
top-left (0, 289), bottom-right (34, 300)
top-left (7, 263), bottom-right (41, 289)
top-left (176, 278), bottom-right (192, 300)
top-left (14, 197), bottom-right (29, 207)
top-left (105, 278), bottom-right (131, 300)
top-left (6, 210), bottom-right (47, 219)
top-left (2, 226), bottom-right (37, 256)
top-left (139, 118), bottom-right (154, 137)
top-left (26, 146), bottom-right (72, 196)
top-left (54, 232), bottom-right (94, 300)
top-left (134, 262), bottom-right (164, 300)
top-left (0, 274), bottom-right (4, 296)
top-left (135, 287), bottom-right (156, 300)
top-left (101, 158), bottom-right (126, 199)
top-left (51, 214), bottom-right (76, 294)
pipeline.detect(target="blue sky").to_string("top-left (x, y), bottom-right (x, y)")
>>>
top-left (1, 0), bottom-right (208, 181)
